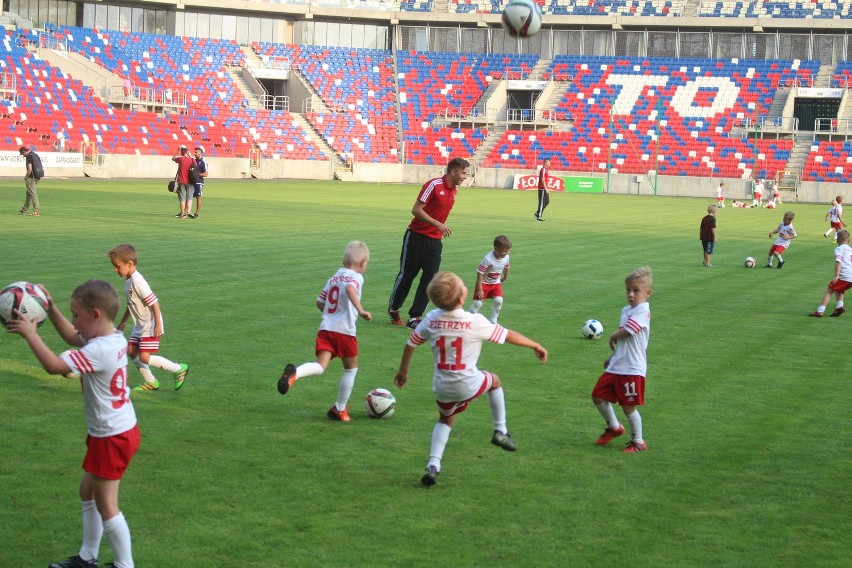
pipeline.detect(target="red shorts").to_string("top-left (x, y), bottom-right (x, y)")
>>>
top-left (831, 221), bottom-right (843, 230)
top-left (436, 371), bottom-right (493, 417)
top-left (83, 424), bottom-right (140, 480)
top-left (129, 336), bottom-right (159, 353)
top-left (315, 330), bottom-right (358, 359)
top-left (480, 283), bottom-right (503, 300)
top-left (828, 279), bottom-right (852, 293)
top-left (754, 192), bottom-right (762, 200)
top-left (592, 372), bottom-right (645, 406)
top-left (768, 244), bottom-right (788, 256)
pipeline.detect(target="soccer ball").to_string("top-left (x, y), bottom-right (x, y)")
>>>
top-left (365, 388), bottom-right (396, 419)
top-left (59, 350), bottom-right (81, 380)
top-left (0, 281), bottom-right (49, 328)
top-left (501, 0), bottom-right (543, 38)
top-left (581, 319), bottom-right (604, 340)
top-left (744, 256), bottom-right (756, 268)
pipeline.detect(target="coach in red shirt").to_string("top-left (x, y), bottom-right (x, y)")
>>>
top-left (535, 157), bottom-right (551, 222)
top-left (388, 157), bottom-right (470, 328)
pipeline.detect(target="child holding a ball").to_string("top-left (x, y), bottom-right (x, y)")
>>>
top-left (277, 240), bottom-right (372, 422)
top-left (394, 271), bottom-right (548, 486)
top-left (591, 266), bottom-right (653, 453)
top-left (6, 280), bottom-right (138, 568)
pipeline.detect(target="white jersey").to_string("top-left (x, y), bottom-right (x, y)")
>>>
top-left (835, 243), bottom-right (852, 281)
top-left (476, 251), bottom-right (510, 285)
top-left (606, 302), bottom-right (651, 377)
top-left (830, 204), bottom-right (843, 223)
top-left (317, 267), bottom-right (364, 337)
top-left (773, 222), bottom-right (797, 248)
top-left (124, 271), bottom-right (162, 337)
top-left (60, 331), bottom-right (137, 437)
top-left (408, 308), bottom-right (509, 402)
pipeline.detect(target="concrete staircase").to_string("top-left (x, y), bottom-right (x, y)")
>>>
top-left (528, 58), bottom-right (551, 81)
top-left (37, 47), bottom-right (119, 101)
top-left (473, 128), bottom-right (505, 167)
top-left (814, 62), bottom-right (837, 88)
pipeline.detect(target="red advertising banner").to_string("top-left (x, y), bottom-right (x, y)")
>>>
top-left (512, 174), bottom-right (565, 192)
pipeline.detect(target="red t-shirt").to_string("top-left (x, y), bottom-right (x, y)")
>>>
top-left (538, 165), bottom-right (549, 189)
top-left (409, 175), bottom-right (457, 240)
top-left (173, 155), bottom-right (194, 184)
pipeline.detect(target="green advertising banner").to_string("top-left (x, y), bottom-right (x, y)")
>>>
top-left (562, 176), bottom-right (603, 193)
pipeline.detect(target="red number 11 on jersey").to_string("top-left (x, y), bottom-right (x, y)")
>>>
top-left (435, 336), bottom-right (466, 371)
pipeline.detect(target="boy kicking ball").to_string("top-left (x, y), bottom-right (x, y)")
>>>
top-left (394, 271), bottom-right (547, 486)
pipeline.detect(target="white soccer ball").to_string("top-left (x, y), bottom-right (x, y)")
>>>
top-left (582, 319), bottom-right (604, 340)
top-left (744, 256), bottom-right (756, 268)
top-left (365, 388), bottom-right (396, 419)
top-left (0, 281), bottom-right (48, 328)
top-left (501, 0), bottom-right (543, 38)
top-left (59, 350), bottom-right (82, 380)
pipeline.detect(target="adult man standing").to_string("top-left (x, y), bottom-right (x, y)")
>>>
top-left (388, 157), bottom-right (469, 328)
top-left (18, 146), bottom-right (42, 216)
top-left (172, 145), bottom-right (194, 219)
top-left (535, 157), bottom-right (551, 222)
top-left (188, 146), bottom-right (208, 219)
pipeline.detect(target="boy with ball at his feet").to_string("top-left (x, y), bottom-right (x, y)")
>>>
top-left (278, 241), bottom-right (372, 422)
top-left (6, 280), bottom-right (138, 567)
top-left (592, 267), bottom-right (653, 453)
top-left (394, 271), bottom-right (547, 486)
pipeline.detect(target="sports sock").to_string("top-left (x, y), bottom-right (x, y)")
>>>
top-left (335, 368), bottom-right (357, 411)
top-left (103, 512), bottom-right (133, 567)
top-left (487, 387), bottom-right (507, 434)
top-left (490, 296), bottom-right (503, 324)
top-left (816, 306), bottom-right (826, 314)
top-left (595, 401), bottom-right (620, 430)
top-left (148, 355), bottom-right (180, 373)
top-left (295, 362), bottom-right (324, 380)
top-left (132, 357), bottom-right (157, 384)
top-left (79, 499), bottom-right (102, 562)
top-left (469, 299), bottom-right (483, 314)
top-left (776, 253), bottom-right (784, 263)
top-left (766, 257), bottom-right (773, 266)
top-left (626, 410), bottom-right (643, 443)
top-left (428, 423), bottom-right (452, 470)
top-left (837, 300), bottom-right (845, 309)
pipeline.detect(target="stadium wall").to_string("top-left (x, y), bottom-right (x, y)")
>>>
top-left (3, 156), bottom-right (843, 202)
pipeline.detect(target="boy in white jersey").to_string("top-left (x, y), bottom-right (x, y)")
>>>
top-left (108, 244), bottom-right (188, 391)
top-left (394, 271), bottom-right (548, 486)
top-left (765, 211), bottom-right (798, 269)
top-left (278, 241), bottom-right (372, 422)
top-left (469, 234), bottom-right (511, 324)
top-left (810, 230), bottom-right (852, 318)
top-left (823, 196), bottom-right (845, 241)
top-left (715, 182), bottom-right (725, 208)
top-left (7, 280), bottom-right (138, 568)
top-left (592, 267), bottom-right (652, 453)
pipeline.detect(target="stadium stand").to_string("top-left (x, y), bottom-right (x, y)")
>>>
top-left (802, 141), bottom-right (852, 183)
top-left (482, 56), bottom-right (818, 179)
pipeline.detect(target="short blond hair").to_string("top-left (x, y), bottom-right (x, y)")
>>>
top-left (626, 266), bottom-right (653, 288)
top-left (343, 240), bottom-right (370, 267)
top-left (72, 280), bottom-right (121, 320)
top-left (107, 243), bottom-right (137, 265)
top-left (783, 211), bottom-right (796, 223)
top-left (707, 205), bottom-right (717, 214)
top-left (427, 272), bottom-right (466, 311)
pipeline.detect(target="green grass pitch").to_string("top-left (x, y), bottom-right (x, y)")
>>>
top-left (0, 178), bottom-right (848, 566)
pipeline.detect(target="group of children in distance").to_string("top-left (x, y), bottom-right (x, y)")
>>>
top-left (6, 244), bottom-right (189, 568)
top-left (276, 235), bottom-right (652, 487)
top-left (702, 192), bottom-right (850, 318)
